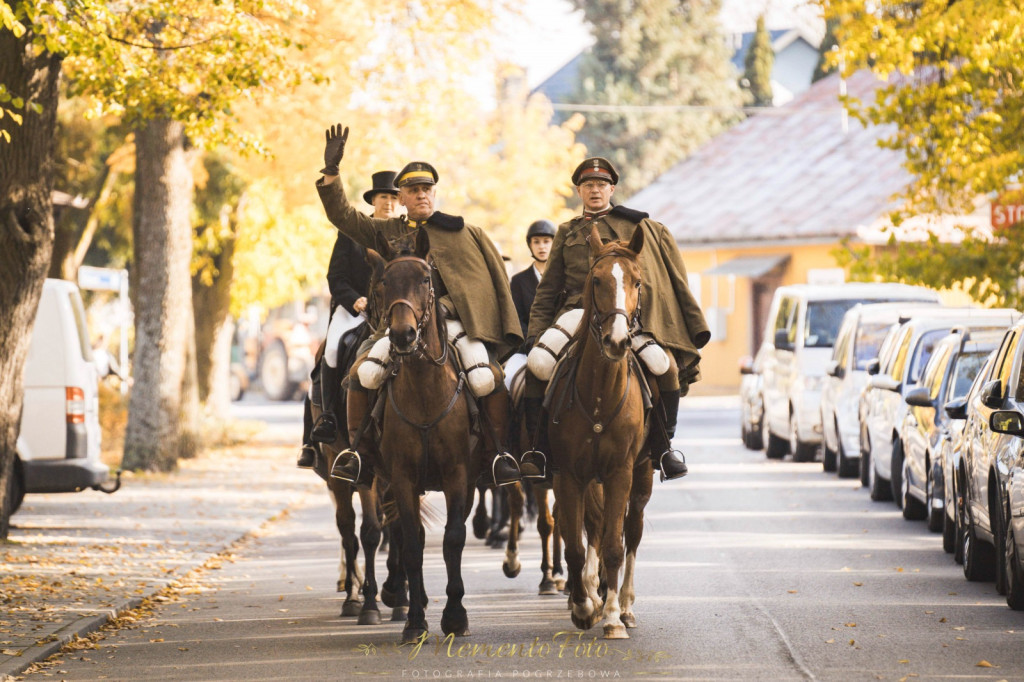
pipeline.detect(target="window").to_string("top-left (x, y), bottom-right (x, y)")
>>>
top-left (804, 299), bottom-right (866, 348)
top-left (853, 322), bottom-right (895, 371)
top-left (995, 331), bottom-right (1018, 400)
top-left (832, 318), bottom-right (853, 367)
top-left (949, 351), bottom-right (990, 402)
top-left (908, 328), bottom-right (949, 385)
top-left (887, 326), bottom-right (914, 379)
top-left (921, 343), bottom-right (952, 400)
top-left (773, 295), bottom-right (797, 345)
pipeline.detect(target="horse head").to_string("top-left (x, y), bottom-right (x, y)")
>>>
top-left (367, 228), bottom-right (435, 356)
top-left (583, 222), bottom-right (644, 361)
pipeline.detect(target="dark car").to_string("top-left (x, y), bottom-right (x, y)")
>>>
top-left (900, 328), bottom-right (1003, 533)
top-left (951, 317), bottom-right (1024, 590)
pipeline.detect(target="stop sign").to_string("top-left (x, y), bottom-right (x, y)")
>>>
top-left (992, 196), bottom-right (1024, 228)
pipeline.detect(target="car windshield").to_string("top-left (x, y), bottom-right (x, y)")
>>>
top-left (804, 300), bottom-right (868, 348)
top-left (853, 322), bottom-right (893, 370)
top-left (908, 328), bottom-right (949, 384)
top-left (949, 351), bottom-right (989, 400)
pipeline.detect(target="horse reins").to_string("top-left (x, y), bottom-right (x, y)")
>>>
top-left (587, 251), bottom-right (642, 345)
top-left (384, 256), bottom-right (448, 366)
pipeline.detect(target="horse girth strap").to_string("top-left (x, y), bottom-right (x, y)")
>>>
top-left (386, 370), bottom-right (466, 483)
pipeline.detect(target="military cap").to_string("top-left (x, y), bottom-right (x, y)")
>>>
top-left (395, 161), bottom-right (439, 188)
top-left (572, 157), bottom-right (619, 186)
top-left (362, 170), bottom-right (399, 205)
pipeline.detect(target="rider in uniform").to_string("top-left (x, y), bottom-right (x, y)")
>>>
top-left (509, 220), bottom-right (556, 338)
top-left (298, 171), bottom-right (400, 469)
top-left (522, 157), bottom-right (710, 481)
top-left (314, 124), bottom-right (524, 488)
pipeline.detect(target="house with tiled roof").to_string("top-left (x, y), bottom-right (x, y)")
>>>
top-left (628, 70), bottom-right (989, 391)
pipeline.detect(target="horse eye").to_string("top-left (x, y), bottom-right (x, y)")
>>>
top-left (635, 281), bottom-right (641, 289)
top-left (422, 276), bottom-right (431, 284)
top-left (593, 277), bottom-right (601, 287)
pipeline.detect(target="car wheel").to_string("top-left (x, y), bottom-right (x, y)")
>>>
top-left (926, 461), bottom-right (944, 532)
top-left (954, 472), bottom-right (966, 564)
top-left (1005, 524), bottom-right (1024, 610)
top-left (822, 420), bottom-right (837, 473)
top-left (765, 428), bottom-right (788, 460)
top-left (962, 502), bottom-right (996, 582)
top-left (901, 449), bottom-right (927, 521)
top-left (748, 405), bottom-right (764, 451)
top-left (859, 434), bottom-right (871, 488)
top-left (837, 435), bottom-right (859, 479)
top-left (994, 499), bottom-right (1008, 595)
top-left (790, 412), bottom-right (817, 462)
top-left (891, 439), bottom-right (905, 510)
top-left (260, 341), bottom-right (298, 401)
top-left (942, 506), bottom-right (957, 553)
top-left (869, 448), bottom-right (893, 502)
top-left (3, 458), bottom-right (24, 518)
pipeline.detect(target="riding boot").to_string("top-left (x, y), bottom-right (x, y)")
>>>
top-left (649, 389), bottom-right (688, 481)
top-left (330, 387), bottom-right (373, 485)
top-left (520, 396), bottom-right (548, 479)
top-left (312, 360), bottom-right (340, 443)
top-left (480, 390), bottom-right (522, 487)
top-left (297, 395), bottom-right (317, 469)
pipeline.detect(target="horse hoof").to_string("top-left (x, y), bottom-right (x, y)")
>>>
top-left (336, 580), bottom-right (344, 593)
top-left (620, 613), bottom-right (637, 628)
top-left (381, 586), bottom-right (397, 608)
top-left (402, 627), bottom-right (427, 644)
top-left (603, 623), bottom-right (629, 640)
top-left (358, 608), bottom-right (381, 626)
top-left (472, 513), bottom-right (489, 540)
top-left (539, 579), bottom-right (559, 595)
top-left (502, 562), bottom-right (521, 579)
top-left (341, 599), bottom-right (363, 617)
top-left (391, 606), bottom-right (408, 622)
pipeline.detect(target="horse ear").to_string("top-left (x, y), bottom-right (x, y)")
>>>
top-left (415, 226), bottom-right (431, 259)
top-left (373, 232), bottom-right (395, 261)
top-left (627, 224), bottom-right (645, 255)
top-left (588, 223), bottom-right (603, 258)
top-left (366, 248), bottom-right (386, 277)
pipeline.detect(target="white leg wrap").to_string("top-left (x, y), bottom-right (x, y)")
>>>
top-left (527, 308), bottom-right (584, 380)
top-left (324, 309), bottom-right (347, 368)
top-left (630, 333), bottom-right (670, 376)
top-left (446, 319), bottom-right (494, 397)
top-left (357, 334), bottom-right (391, 389)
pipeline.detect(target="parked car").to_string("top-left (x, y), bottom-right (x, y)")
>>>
top-left (739, 352), bottom-right (764, 450)
top-left (862, 308), bottom-right (1019, 505)
top-left (953, 317), bottom-right (1024, 589)
top-left (759, 283), bottom-right (940, 461)
top-left (821, 301), bottom-right (942, 478)
top-left (5, 279), bottom-right (111, 518)
top-left (256, 294), bottom-right (332, 401)
top-left (901, 328), bottom-right (1003, 532)
top-left (993, 359), bottom-right (1024, 608)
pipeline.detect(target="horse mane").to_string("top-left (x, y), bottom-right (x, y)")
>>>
top-left (566, 240), bottom-right (638, 359)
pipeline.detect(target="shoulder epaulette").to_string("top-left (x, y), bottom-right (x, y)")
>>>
top-left (609, 205), bottom-right (649, 223)
top-left (427, 212), bottom-right (464, 231)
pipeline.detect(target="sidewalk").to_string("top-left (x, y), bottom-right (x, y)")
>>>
top-left (0, 429), bottom-right (322, 680)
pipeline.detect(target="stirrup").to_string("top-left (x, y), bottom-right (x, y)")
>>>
top-left (520, 449), bottom-right (547, 479)
top-left (330, 448), bottom-right (361, 483)
top-left (297, 444), bottom-right (317, 470)
top-left (657, 448), bottom-right (688, 482)
top-left (312, 413), bottom-right (339, 444)
top-left (492, 452), bottom-right (522, 487)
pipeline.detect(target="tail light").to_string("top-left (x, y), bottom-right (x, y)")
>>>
top-left (66, 386), bottom-right (85, 424)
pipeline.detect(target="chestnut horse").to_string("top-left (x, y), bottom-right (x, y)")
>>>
top-left (547, 223), bottom-right (653, 639)
top-left (365, 229), bottom-right (480, 643)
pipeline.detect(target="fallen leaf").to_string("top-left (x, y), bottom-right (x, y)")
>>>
top-left (853, 582), bottom-right (863, 587)
top-left (149, 639), bottom-right (163, 643)
top-left (788, 590), bottom-right (798, 594)
top-left (939, 618), bottom-right (947, 623)
top-left (845, 623), bottom-right (857, 627)
top-left (953, 626), bottom-right (965, 631)
top-left (1, 649), bottom-right (21, 656)
top-left (896, 567), bottom-right (904, 572)
top-left (924, 611), bottom-right (934, 615)
top-left (976, 661), bottom-right (995, 668)
top-left (826, 639), bottom-right (835, 644)
top-left (849, 639), bottom-right (856, 646)
top-left (277, 609), bottom-right (289, 613)
top-left (898, 659), bottom-right (909, 664)
top-left (178, 647), bottom-right (188, 652)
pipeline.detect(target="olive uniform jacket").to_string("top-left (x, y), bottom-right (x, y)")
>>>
top-left (527, 205), bottom-right (710, 372)
top-left (316, 176), bottom-right (523, 362)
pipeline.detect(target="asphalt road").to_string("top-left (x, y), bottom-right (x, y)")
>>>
top-left (23, 400), bottom-right (1024, 681)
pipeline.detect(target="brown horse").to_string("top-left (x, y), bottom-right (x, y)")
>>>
top-left (547, 222), bottom-right (652, 639)
top-left (364, 229), bottom-right (480, 643)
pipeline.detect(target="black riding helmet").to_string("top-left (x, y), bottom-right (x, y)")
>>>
top-left (525, 219), bottom-right (556, 245)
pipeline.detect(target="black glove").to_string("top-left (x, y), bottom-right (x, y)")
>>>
top-left (320, 123), bottom-right (349, 176)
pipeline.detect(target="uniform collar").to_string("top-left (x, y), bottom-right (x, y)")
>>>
top-left (582, 206), bottom-right (613, 220)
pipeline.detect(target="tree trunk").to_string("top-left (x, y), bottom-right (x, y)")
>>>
top-left (193, 207), bottom-right (237, 420)
top-left (0, 28), bottom-right (62, 538)
top-left (178, 309), bottom-right (202, 459)
top-left (122, 118), bottom-right (194, 472)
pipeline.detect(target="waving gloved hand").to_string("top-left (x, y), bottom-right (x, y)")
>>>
top-left (320, 123), bottom-right (349, 176)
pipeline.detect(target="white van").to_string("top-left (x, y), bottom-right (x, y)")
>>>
top-left (760, 283), bottom-right (941, 461)
top-left (7, 279), bottom-right (109, 514)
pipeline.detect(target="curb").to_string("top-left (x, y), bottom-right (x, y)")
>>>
top-left (0, 597), bottom-right (143, 681)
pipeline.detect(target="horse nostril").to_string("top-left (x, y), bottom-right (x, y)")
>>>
top-left (390, 326), bottom-right (416, 349)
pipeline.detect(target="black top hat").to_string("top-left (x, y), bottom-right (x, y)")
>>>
top-left (363, 170), bottom-right (399, 205)
top-left (571, 157), bottom-right (619, 186)
top-left (396, 162), bottom-right (439, 188)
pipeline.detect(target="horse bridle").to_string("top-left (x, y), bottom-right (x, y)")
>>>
top-left (588, 252), bottom-right (642, 343)
top-left (383, 255), bottom-right (447, 366)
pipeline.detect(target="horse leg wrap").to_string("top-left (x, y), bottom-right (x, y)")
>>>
top-left (630, 333), bottom-right (670, 376)
top-left (446, 319), bottom-right (494, 397)
top-left (357, 335), bottom-right (392, 390)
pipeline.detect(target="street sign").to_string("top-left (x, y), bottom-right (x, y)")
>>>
top-left (991, 196), bottom-right (1024, 229)
top-left (78, 265), bottom-right (124, 292)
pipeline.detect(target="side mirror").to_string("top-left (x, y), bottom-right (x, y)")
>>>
top-left (865, 358), bottom-right (880, 376)
top-left (990, 410), bottom-right (1024, 437)
top-left (981, 379), bottom-right (1004, 409)
top-left (739, 355), bottom-right (755, 375)
top-left (944, 396), bottom-right (968, 420)
top-left (905, 386), bottom-right (934, 408)
top-left (825, 359), bottom-right (844, 379)
top-left (774, 329), bottom-right (793, 351)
